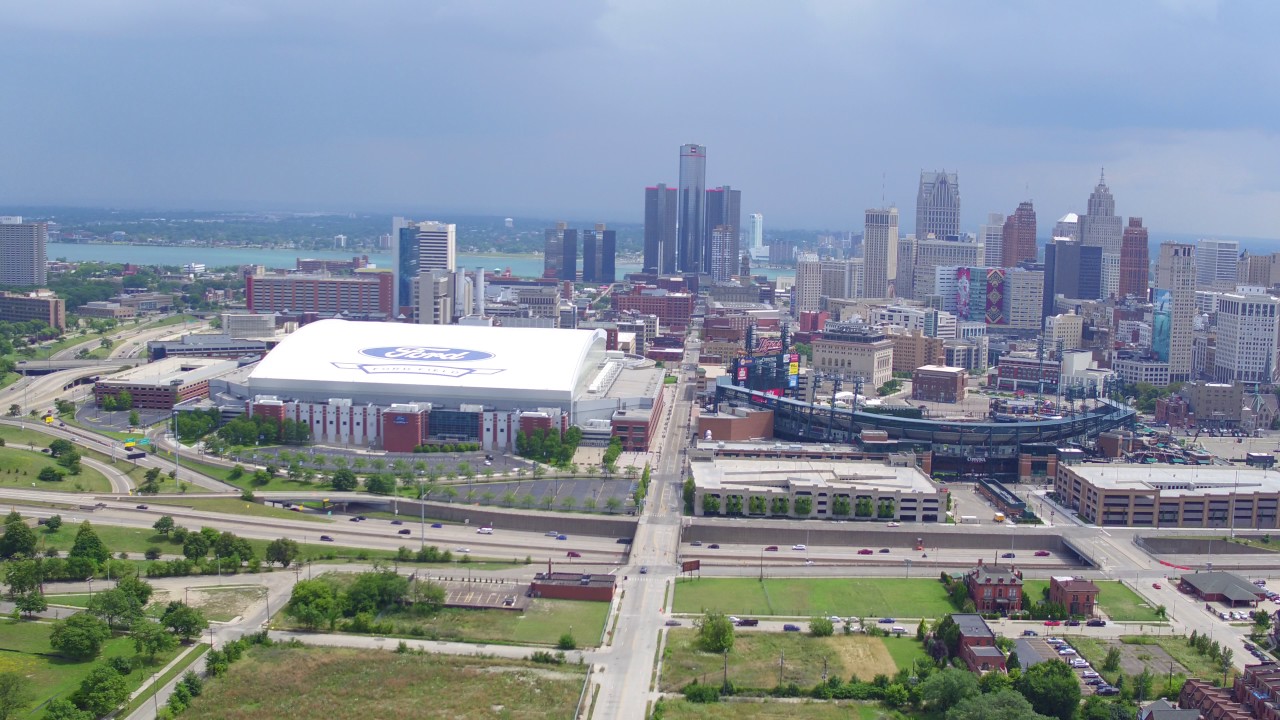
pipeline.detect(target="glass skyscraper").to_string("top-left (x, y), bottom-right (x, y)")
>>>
top-left (678, 143), bottom-right (706, 274)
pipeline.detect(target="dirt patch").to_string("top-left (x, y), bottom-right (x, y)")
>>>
top-left (480, 666), bottom-right (580, 682)
top-left (1115, 641), bottom-right (1185, 677)
top-left (821, 636), bottom-right (896, 680)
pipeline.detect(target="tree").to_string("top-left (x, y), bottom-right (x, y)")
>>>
top-left (182, 533), bottom-right (210, 560)
top-left (87, 588), bottom-right (144, 629)
top-left (1102, 647), bottom-right (1122, 672)
top-left (331, 468), bottom-right (358, 492)
top-left (1016, 659), bottom-right (1080, 720)
top-left (15, 590), bottom-right (47, 616)
top-left (364, 473), bottom-right (396, 495)
top-left (695, 611), bottom-right (735, 653)
top-left (161, 603), bottom-right (208, 642)
top-left (978, 670), bottom-right (1014, 695)
top-left (345, 570), bottom-right (409, 615)
top-left (285, 580), bottom-right (342, 630)
top-left (49, 612), bottom-right (111, 660)
top-left (947, 689), bottom-right (1054, 720)
top-left (48, 439), bottom-right (74, 457)
top-left (921, 667), bottom-right (981, 711)
top-left (152, 515), bottom-right (175, 536)
top-left (128, 410), bottom-right (140, 427)
top-left (605, 497), bottom-right (622, 514)
top-left (1221, 649), bottom-right (1235, 685)
top-left (131, 618), bottom-right (178, 661)
top-left (266, 538), bottom-right (300, 567)
top-left (44, 515), bottom-right (62, 532)
top-left (117, 575), bottom-right (154, 606)
top-left (72, 666), bottom-right (130, 717)
top-left (916, 618), bottom-right (928, 641)
top-left (0, 518), bottom-right (37, 559)
top-left (37, 466), bottom-right (63, 483)
top-left (807, 616), bottom-right (834, 637)
top-left (557, 633), bottom-right (576, 650)
top-left (0, 671), bottom-right (32, 720)
top-left (68, 521), bottom-right (110, 566)
top-left (39, 698), bottom-right (92, 720)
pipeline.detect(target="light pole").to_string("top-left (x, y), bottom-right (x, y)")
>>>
top-left (419, 480), bottom-right (426, 550)
top-left (172, 408), bottom-right (181, 480)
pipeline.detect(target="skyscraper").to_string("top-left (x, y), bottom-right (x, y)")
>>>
top-left (393, 220), bottom-right (455, 317)
top-left (709, 226), bottom-right (736, 282)
top-left (643, 184), bottom-right (678, 274)
top-left (1214, 293), bottom-right (1280, 384)
top-left (1001, 201), bottom-right (1037, 268)
top-left (705, 185), bottom-right (741, 275)
top-left (543, 222), bottom-right (578, 281)
top-left (1118, 217), bottom-right (1149, 300)
top-left (748, 213), bottom-right (764, 250)
top-left (978, 213), bottom-right (1004, 269)
top-left (864, 208), bottom-right (899, 298)
top-left (895, 235), bottom-right (917, 299)
top-left (793, 253), bottom-right (822, 314)
top-left (1080, 171), bottom-right (1123, 298)
top-left (0, 219), bottom-right (47, 286)
top-left (1043, 239), bottom-right (1102, 321)
top-left (677, 143), bottom-right (707, 274)
top-left (1195, 239), bottom-right (1241, 291)
top-left (583, 223), bottom-right (616, 284)
top-left (915, 171), bottom-right (961, 240)
top-left (1155, 242), bottom-right (1196, 382)
top-left (1053, 213), bottom-right (1080, 242)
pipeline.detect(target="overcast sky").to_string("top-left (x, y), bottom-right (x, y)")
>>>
top-left (5, 0), bottom-right (1279, 238)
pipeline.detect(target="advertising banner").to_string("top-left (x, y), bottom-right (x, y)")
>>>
top-left (1152, 289), bottom-right (1172, 361)
top-left (955, 267), bottom-right (972, 320)
top-left (985, 268), bottom-right (1006, 325)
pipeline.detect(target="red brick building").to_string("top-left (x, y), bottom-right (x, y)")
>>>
top-left (1048, 576), bottom-right (1100, 617)
top-left (529, 572), bottom-right (616, 602)
top-left (611, 287), bottom-right (695, 329)
top-left (953, 614), bottom-right (1007, 673)
top-left (964, 563), bottom-right (1024, 614)
top-left (911, 365), bottom-right (966, 403)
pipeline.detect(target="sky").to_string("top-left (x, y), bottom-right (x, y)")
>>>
top-left (5, 0), bottom-right (1280, 239)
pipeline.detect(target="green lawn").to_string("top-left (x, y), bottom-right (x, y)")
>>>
top-left (119, 643), bottom-right (210, 717)
top-left (655, 700), bottom-right (896, 720)
top-left (674, 578), bottom-right (954, 618)
top-left (143, 497), bottom-right (330, 522)
top-left (336, 598), bottom-right (610, 647)
top-left (0, 619), bottom-right (184, 716)
top-left (0, 423), bottom-right (184, 493)
top-left (0, 443), bottom-right (113, 492)
top-left (1096, 581), bottom-right (1164, 622)
top-left (661, 630), bottom-right (917, 692)
top-left (1119, 635), bottom-right (1238, 685)
top-left (181, 645), bottom-right (585, 720)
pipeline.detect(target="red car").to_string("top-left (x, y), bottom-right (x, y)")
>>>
top-left (1034, 550), bottom-right (1051, 557)
top-left (1152, 582), bottom-right (1162, 589)
top-left (1044, 620), bottom-right (1062, 626)
top-left (857, 549), bottom-right (874, 555)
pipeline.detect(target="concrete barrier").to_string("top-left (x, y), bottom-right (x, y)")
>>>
top-left (682, 518), bottom-right (1075, 554)
top-left (367, 500), bottom-right (640, 539)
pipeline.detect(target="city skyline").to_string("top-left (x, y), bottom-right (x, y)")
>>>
top-left (3, 2), bottom-right (1279, 240)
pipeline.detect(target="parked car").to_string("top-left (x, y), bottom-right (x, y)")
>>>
top-left (1152, 582), bottom-right (1162, 589)
top-left (397, 529), bottom-right (411, 535)
top-left (616, 538), bottom-right (633, 544)
top-left (1087, 619), bottom-right (1107, 627)
top-left (708, 544), bottom-right (720, 549)
top-left (665, 620), bottom-right (681, 627)
top-left (783, 624), bottom-right (801, 632)
top-left (319, 535), bottom-right (333, 542)
top-left (1044, 620), bottom-right (1062, 626)
top-left (1021, 629), bottom-right (1038, 637)
top-left (1001, 552), bottom-right (1015, 559)
top-left (792, 544), bottom-right (807, 551)
top-left (858, 549), bottom-right (873, 555)
top-left (1086, 678), bottom-right (1105, 686)
top-left (764, 546), bottom-right (779, 552)
top-left (1034, 550), bottom-right (1051, 557)
top-left (390, 520), bottom-right (404, 525)
top-left (1066, 619), bottom-right (1081, 626)
top-left (735, 618), bottom-right (759, 627)
top-left (1082, 671), bottom-right (1100, 679)
top-left (1058, 649), bottom-right (1077, 656)
top-left (1097, 686), bottom-right (1120, 696)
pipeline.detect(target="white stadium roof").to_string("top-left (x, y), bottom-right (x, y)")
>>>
top-left (248, 319), bottom-right (606, 406)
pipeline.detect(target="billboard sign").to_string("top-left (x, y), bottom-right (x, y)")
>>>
top-left (955, 267), bottom-right (972, 320)
top-left (681, 560), bottom-right (701, 572)
top-left (1152, 289), bottom-right (1172, 361)
top-left (985, 268), bottom-right (1006, 325)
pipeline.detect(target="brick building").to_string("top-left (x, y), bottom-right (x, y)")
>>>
top-left (964, 563), bottom-right (1024, 614)
top-left (953, 614), bottom-right (1007, 673)
top-left (529, 572), bottom-right (616, 602)
top-left (610, 287), bottom-right (695, 329)
top-left (1048, 576), bottom-right (1100, 617)
top-left (911, 365), bottom-right (966, 403)
top-left (0, 291), bottom-right (66, 331)
top-left (246, 272), bottom-right (393, 316)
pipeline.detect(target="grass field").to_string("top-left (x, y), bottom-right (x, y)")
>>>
top-left (674, 578), bottom-right (954, 619)
top-left (1096, 582), bottom-right (1164, 622)
top-left (661, 630), bottom-right (921, 692)
top-left (118, 643), bottom-right (209, 717)
top-left (181, 645), bottom-right (586, 720)
top-left (0, 619), bottom-right (183, 716)
top-left (311, 597), bottom-right (611, 647)
top-left (0, 423), bottom-right (181, 493)
top-left (143, 497), bottom-right (330, 522)
top-left (656, 700), bottom-right (897, 720)
top-left (49, 585), bottom-right (265, 622)
top-left (0, 442), bottom-right (113, 493)
top-left (1119, 635), bottom-right (1237, 685)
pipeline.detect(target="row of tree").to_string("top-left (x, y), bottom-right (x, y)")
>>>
top-left (514, 427), bottom-right (582, 468)
top-left (284, 568), bottom-right (444, 631)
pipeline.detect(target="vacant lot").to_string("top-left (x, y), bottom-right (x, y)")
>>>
top-left (0, 619), bottom-right (182, 715)
top-left (181, 645), bottom-right (586, 720)
top-left (675, 578), bottom-right (953, 619)
top-left (1068, 633), bottom-right (1228, 694)
top-left (1095, 582), bottom-right (1164, 622)
top-left (657, 700), bottom-right (896, 720)
top-left (661, 630), bottom-right (920, 692)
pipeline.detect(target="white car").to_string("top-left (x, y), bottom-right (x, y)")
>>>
top-left (1082, 671), bottom-right (1100, 678)
top-left (792, 544), bottom-right (807, 551)
top-left (728, 616), bottom-right (741, 623)
top-left (1058, 649), bottom-right (1077, 656)
top-left (827, 615), bottom-right (842, 623)
top-left (454, 547), bottom-right (471, 553)
top-left (477, 527), bottom-right (493, 535)
top-left (887, 522), bottom-right (901, 528)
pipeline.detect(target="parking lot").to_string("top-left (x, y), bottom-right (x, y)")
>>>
top-left (1017, 634), bottom-right (1113, 696)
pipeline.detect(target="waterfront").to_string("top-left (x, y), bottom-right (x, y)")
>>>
top-left (48, 242), bottom-right (795, 280)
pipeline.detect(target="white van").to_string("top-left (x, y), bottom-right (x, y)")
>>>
top-left (891, 625), bottom-right (906, 635)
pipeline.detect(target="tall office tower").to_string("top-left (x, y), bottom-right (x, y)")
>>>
top-left (1239, 252), bottom-right (1280, 287)
top-left (643, 184), bottom-right (678, 274)
top-left (582, 226), bottom-right (599, 284)
top-left (1155, 243), bottom-right (1196, 382)
top-left (978, 213), bottom-right (1005, 268)
top-left (543, 222), bottom-right (578, 281)
top-left (1005, 269), bottom-right (1046, 330)
top-left (1053, 213), bottom-right (1080, 242)
top-left (677, 143), bottom-right (707, 273)
top-left (915, 170), bottom-right (961, 240)
top-left (708, 226), bottom-right (737, 282)
top-left (863, 208), bottom-right (900, 298)
top-left (705, 185), bottom-right (741, 274)
top-left (0, 219), bottom-right (47, 286)
top-left (1118, 217), bottom-right (1150, 300)
top-left (895, 235), bottom-right (918, 299)
top-left (582, 224), bottom-right (616, 284)
top-left (914, 235), bottom-right (984, 298)
top-left (1080, 171), bottom-right (1123, 298)
top-left (819, 259), bottom-right (859, 300)
top-left (1043, 239), bottom-right (1103, 321)
top-left (1195, 239), bottom-right (1241, 291)
top-left (793, 253), bottom-right (823, 314)
top-left (1001, 201), bottom-right (1037, 268)
top-left (1214, 293), bottom-right (1280, 384)
top-left (749, 213), bottom-right (764, 250)
top-left (393, 220), bottom-right (455, 317)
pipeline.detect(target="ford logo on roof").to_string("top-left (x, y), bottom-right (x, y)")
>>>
top-left (359, 346), bottom-right (494, 363)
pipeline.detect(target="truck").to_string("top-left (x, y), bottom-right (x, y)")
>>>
top-left (959, 515), bottom-right (978, 524)
top-left (994, 512), bottom-right (1006, 523)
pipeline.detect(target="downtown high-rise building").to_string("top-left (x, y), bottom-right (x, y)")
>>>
top-left (543, 222), bottom-right (578, 281)
top-left (1043, 238), bottom-right (1102, 321)
top-left (895, 236), bottom-right (917, 299)
top-left (1080, 171), bottom-right (1123, 298)
top-left (748, 213), bottom-right (764, 250)
top-left (793, 253), bottom-right (823, 314)
top-left (1053, 213), bottom-right (1080, 242)
top-left (582, 223), bottom-right (616, 284)
top-left (1001, 201), bottom-right (1037, 268)
top-left (643, 184), bottom-right (678, 274)
top-left (705, 185), bottom-right (741, 278)
top-left (915, 170), bottom-right (960, 240)
top-left (978, 213), bottom-right (1005, 269)
top-left (0, 218), bottom-right (47, 287)
top-left (1195, 238), bottom-right (1241, 292)
top-left (1213, 292), bottom-right (1280, 384)
top-left (393, 219), bottom-right (455, 317)
top-left (677, 143), bottom-right (707, 273)
top-left (863, 208), bottom-right (899, 298)
top-left (1155, 242), bottom-right (1196, 382)
top-left (913, 235), bottom-right (985, 299)
top-left (1118, 217), bottom-right (1150, 300)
